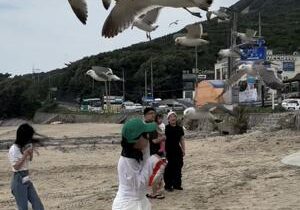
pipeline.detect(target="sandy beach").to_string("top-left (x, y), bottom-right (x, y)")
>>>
top-left (1, 123), bottom-right (300, 210)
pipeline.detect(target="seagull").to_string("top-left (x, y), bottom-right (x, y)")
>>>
top-left (86, 69), bottom-right (107, 82)
top-left (86, 66), bottom-right (122, 81)
top-left (132, 7), bottom-right (161, 40)
top-left (218, 42), bottom-right (258, 59)
top-left (102, 0), bottom-right (214, 38)
top-left (217, 61), bottom-right (284, 99)
top-left (68, 0), bottom-right (88, 24)
top-left (206, 7), bottom-right (231, 22)
top-left (175, 22), bottom-right (209, 47)
top-left (234, 29), bottom-right (257, 43)
top-left (169, 20), bottom-right (181, 27)
top-left (183, 104), bottom-right (236, 123)
top-left (218, 48), bottom-right (241, 58)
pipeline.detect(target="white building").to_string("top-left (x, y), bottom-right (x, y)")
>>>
top-left (266, 50), bottom-right (300, 81)
top-left (214, 58), bottom-right (228, 80)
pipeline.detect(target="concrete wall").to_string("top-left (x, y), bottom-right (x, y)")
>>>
top-left (33, 112), bottom-right (143, 124)
top-left (186, 112), bottom-right (295, 134)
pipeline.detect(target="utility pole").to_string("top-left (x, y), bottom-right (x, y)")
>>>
top-left (195, 46), bottom-right (198, 71)
top-left (122, 69), bottom-right (125, 101)
top-left (258, 12), bottom-right (262, 37)
top-left (258, 11), bottom-right (264, 107)
top-left (144, 69), bottom-right (147, 100)
top-left (150, 58), bottom-right (154, 99)
top-left (228, 12), bottom-right (238, 79)
top-left (227, 12), bottom-right (238, 104)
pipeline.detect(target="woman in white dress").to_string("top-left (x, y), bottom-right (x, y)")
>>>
top-left (112, 118), bottom-right (157, 210)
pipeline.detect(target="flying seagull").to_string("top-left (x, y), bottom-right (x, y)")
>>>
top-left (218, 48), bottom-right (241, 58)
top-left (234, 29), bottom-right (257, 43)
top-left (68, 0), bottom-right (88, 24)
top-left (102, 0), bottom-right (214, 38)
top-left (217, 41), bottom-right (260, 59)
top-left (217, 61), bottom-right (284, 99)
top-left (132, 7), bottom-right (162, 40)
top-left (169, 19), bottom-right (181, 27)
top-left (175, 22), bottom-right (209, 47)
top-left (183, 104), bottom-right (236, 123)
top-left (86, 66), bottom-right (122, 81)
top-left (206, 7), bottom-right (231, 22)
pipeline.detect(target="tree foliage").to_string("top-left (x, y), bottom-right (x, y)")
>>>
top-left (1, 0), bottom-right (300, 119)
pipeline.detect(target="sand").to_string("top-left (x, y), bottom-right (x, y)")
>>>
top-left (1, 124), bottom-right (300, 210)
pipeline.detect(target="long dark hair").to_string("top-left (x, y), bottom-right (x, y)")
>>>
top-left (120, 133), bottom-right (148, 162)
top-left (15, 123), bottom-right (36, 149)
top-left (155, 113), bottom-right (163, 123)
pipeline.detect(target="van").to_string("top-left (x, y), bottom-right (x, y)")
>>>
top-left (281, 98), bottom-right (300, 110)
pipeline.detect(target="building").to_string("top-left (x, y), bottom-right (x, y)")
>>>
top-left (266, 50), bottom-right (300, 81)
top-left (182, 68), bottom-right (214, 100)
top-left (214, 58), bottom-right (228, 80)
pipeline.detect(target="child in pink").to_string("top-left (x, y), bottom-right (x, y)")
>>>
top-left (155, 113), bottom-right (166, 156)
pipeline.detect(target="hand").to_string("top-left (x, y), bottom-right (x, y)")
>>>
top-left (23, 148), bottom-right (33, 157)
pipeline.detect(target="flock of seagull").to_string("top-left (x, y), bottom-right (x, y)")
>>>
top-left (67, 0), bottom-right (214, 39)
top-left (67, 0), bottom-right (284, 111)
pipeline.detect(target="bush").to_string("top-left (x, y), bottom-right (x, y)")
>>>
top-left (231, 107), bottom-right (249, 134)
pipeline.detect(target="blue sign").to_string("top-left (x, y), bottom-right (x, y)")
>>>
top-left (142, 96), bottom-right (154, 103)
top-left (283, 62), bottom-right (295, 72)
top-left (247, 76), bottom-right (256, 84)
top-left (240, 38), bottom-right (267, 61)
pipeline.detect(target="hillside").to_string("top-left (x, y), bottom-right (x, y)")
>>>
top-left (47, 0), bottom-right (300, 101)
top-left (1, 0), bottom-right (300, 118)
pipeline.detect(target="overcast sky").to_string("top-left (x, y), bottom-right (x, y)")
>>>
top-left (0, 0), bottom-right (239, 75)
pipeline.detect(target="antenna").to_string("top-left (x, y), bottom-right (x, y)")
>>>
top-left (258, 12), bottom-right (262, 37)
top-left (122, 69), bottom-right (125, 101)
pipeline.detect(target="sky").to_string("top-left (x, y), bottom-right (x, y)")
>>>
top-left (0, 0), bottom-right (239, 75)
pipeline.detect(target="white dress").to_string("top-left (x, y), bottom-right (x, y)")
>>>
top-left (112, 156), bottom-right (152, 210)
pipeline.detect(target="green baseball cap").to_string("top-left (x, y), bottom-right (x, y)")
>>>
top-left (122, 118), bottom-right (157, 143)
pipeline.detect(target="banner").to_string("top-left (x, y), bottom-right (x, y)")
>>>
top-left (239, 88), bottom-right (258, 102)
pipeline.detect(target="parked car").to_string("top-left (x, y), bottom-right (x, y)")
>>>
top-left (134, 103), bottom-right (143, 112)
top-left (281, 99), bottom-right (300, 110)
top-left (121, 101), bottom-right (136, 112)
top-left (166, 103), bottom-right (185, 112)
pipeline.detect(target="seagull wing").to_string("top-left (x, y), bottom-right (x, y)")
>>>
top-left (185, 22), bottom-right (202, 39)
top-left (68, 0), bottom-right (88, 24)
top-left (258, 66), bottom-right (284, 90)
top-left (102, 0), bottom-right (158, 38)
top-left (142, 7), bottom-right (161, 25)
top-left (226, 69), bottom-right (248, 88)
top-left (217, 70), bottom-right (247, 99)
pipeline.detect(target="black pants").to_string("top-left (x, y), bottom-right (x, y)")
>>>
top-left (164, 155), bottom-right (183, 188)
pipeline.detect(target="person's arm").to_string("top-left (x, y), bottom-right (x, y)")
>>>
top-left (13, 148), bottom-right (33, 170)
top-left (152, 135), bottom-right (166, 144)
top-left (180, 136), bottom-right (185, 157)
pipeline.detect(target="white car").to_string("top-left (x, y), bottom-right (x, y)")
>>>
top-left (121, 101), bottom-right (136, 112)
top-left (134, 103), bottom-right (143, 112)
top-left (281, 99), bottom-right (300, 110)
